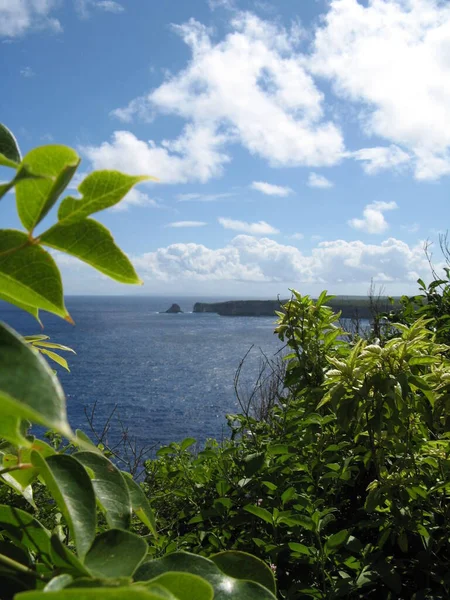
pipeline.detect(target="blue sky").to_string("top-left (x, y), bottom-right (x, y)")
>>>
top-left (1, 0), bottom-right (449, 297)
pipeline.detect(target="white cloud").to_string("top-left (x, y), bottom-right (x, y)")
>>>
top-left (177, 192), bottom-right (235, 202)
top-left (95, 1), bottom-right (124, 13)
top-left (110, 189), bottom-right (161, 212)
top-left (349, 201), bottom-right (398, 234)
top-left (401, 223), bottom-right (420, 234)
top-left (166, 221), bottom-right (208, 228)
top-left (310, 0), bottom-right (450, 180)
top-left (101, 12), bottom-right (344, 184)
top-left (350, 146), bottom-right (411, 175)
top-left (290, 233), bottom-right (304, 240)
top-left (308, 172), bottom-right (333, 188)
top-left (20, 66), bottom-right (35, 77)
top-left (131, 235), bottom-right (428, 290)
top-left (82, 127), bottom-right (230, 184)
top-left (218, 217), bottom-right (279, 235)
top-left (0, 0), bottom-right (62, 37)
top-left (251, 181), bottom-right (293, 196)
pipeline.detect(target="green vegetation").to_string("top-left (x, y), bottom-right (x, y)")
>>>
top-left (145, 287), bottom-right (450, 598)
top-left (0, 124), bottom-right (277, 600)
top-left (1, 122), bottom-right (450, 599)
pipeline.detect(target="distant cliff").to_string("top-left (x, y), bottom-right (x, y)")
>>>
top-left (193, 297), bottom-right (395, 318)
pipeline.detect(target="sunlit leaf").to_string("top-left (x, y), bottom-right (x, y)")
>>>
top-left (0, 230), bottom-right (70, 320)
top-left (15, 145), bottom-right (80, 231)
top-left (58, 171), bottom-right (153, 224)
top-left (41, 218), bottom-right (142, 284)
top-left (0, 123), bottom-right (21, 164)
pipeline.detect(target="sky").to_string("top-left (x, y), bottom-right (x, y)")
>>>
top-left (0, 0), bottom-right (449, 298)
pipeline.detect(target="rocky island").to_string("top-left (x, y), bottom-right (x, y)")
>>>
top-left (163, 303), bottom-right (183, 314)
top-left (193, 297), bottom-right (395, 318)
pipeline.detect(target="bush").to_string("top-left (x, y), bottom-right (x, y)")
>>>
top-left (145, 290), bottom-right (450, 599)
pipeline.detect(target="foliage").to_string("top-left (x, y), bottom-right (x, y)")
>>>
top-left (0, 124), bottom-right (277, 600)
top-left (144, 289), bottom-right (450, 599)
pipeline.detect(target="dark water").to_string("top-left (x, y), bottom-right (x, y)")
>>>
top-left (2, 297), bottom-right (283, 449)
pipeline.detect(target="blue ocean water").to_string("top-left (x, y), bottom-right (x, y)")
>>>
top-left (1, 297), bottom-right (283, 449)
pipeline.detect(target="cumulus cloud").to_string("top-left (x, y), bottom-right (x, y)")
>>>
top-left (166, 221), bottom-right (208, 228)
top-left (82, 127), bottom-right (230, 184)
top-left (99, 12), bottom-right (344, 184)
top-left (308, 172), bottom-right (333, 188)
top-left (310, 0), bottom-right (450, 180)
top-left (251, 181), bottom-right (293, 196)
top-left (131, 235), bottom-right (428, 289)
top-left (218, 218), bottom-right (280, 235)
top-left (350, 146), bottom-right (411, 175)
top-left (349, 201), bottom-right (398, 234)
top-left (0, 0), bottom-right (62, 37)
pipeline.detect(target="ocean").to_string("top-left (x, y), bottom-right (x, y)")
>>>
top-left (1, 296), bottom-right (283, 450)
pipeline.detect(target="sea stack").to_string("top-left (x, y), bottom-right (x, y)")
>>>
top-left (165, 303), bottom-right (183, 314)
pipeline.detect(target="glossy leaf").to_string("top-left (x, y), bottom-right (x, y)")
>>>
top-left (75, 451), bottom-right (132, 530)
top-left (0, 230), bottom-right (69, 319)
top-left (244, 504), bottom-right (273, 525)
top-left (15, 145), bottom-right (80, 231)
top-left (0, 322), bottom-right (71, 444)
top-left (135, 552), bottom-right (277, 599)
top-left (211, 551), bottom-right (276, 595)
top-left (142, 572), bottom-right (213, 600)
top-left (84, 529), bottom-right (148, 578)
top-left (325, 529), bottom-right (350, 553)
top-left (41, 218), bottom-right (142, 284)
top-left (123, 472), bottom-right (157, 537)
top-left (58, 171), bottom-right (152, 224)
top-left (31, 452), bottom-right (96, 560)
top-left (44, 574), bottom-right (74, 591)
top-left (16, 588), bottom-right (169, 600)
top-left (0, 123), bottom-right (21, 164)
top-left (49, 534), bottom-right (91, 577)
top-left (0, 505), bottom-right (51, 562)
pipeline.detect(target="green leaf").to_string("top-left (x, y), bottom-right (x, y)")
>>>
top-left (409, 356), bottom-right (439, 366)
top-left (30, 340), bottom-right (75, 352)
top-left (31, 452), bottom-right (96, 560)
top-left (41, 218), bottom-right (142, 284)
top-left (0, 123), bottom-right (21, 164)
top-left (39, 348), bottom-right (70, 371)
top-left (16, 588), bottom-right (169, 599)
top-left (84, 529), bottom-right (148, 578)
top-left (75, 451), bottom-right (132, 530)
top-left (0, 290), bottom-right (41, 323)
top-left (0, 505), bottom-right (51, 562)
top-left (135, 552), bottom-right (277, 599)
top-left (44, 574), bottom-right (74, 591)
top-left (0, 164), bottom-right (49, 201)
top-left (325, 529), bottom-right (349, 553)
top-left (15, 145), bottom-right (80, 231)
top-left (49, 534), bottom-right (91, 577)
top-left (140, 573), bottom-right (213, 600)
top-left (123, 473), bottom-right (158, 537)
top-left (288, 542), bottom-right (312, 556)
top-left (244, 505), bottom-right (273, 525)
top-left (0, 230), bottom-right (70, 320)
top-left (180, 437), bottom-right (196, 452)
top-left (58, 171), bottom-right (152, 224)
top-left (243, 452), bottom-right (265, 477)
top-left (211, 551), bottom-right (276, 595)
top-left (0, 322), bottom-right (71, 444)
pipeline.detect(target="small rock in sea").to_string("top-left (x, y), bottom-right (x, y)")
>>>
top-left (164, 303), bottom-right (183, 314)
